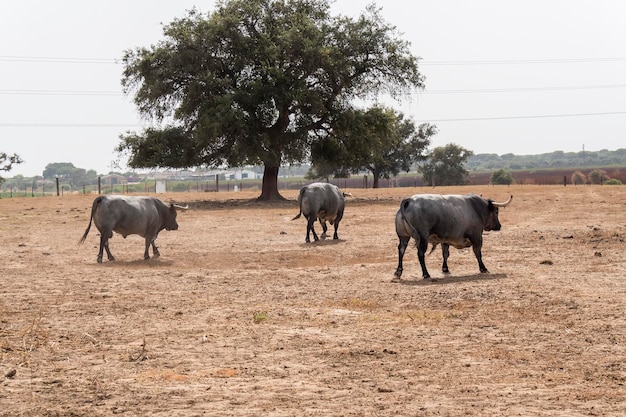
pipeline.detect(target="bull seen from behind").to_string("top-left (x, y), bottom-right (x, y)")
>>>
top-left (78, 196), bottom-right (188, 263)
top-left (394, 194), bottom-right (512, 279)
top-left (292, 182), bottom-right (350, 243)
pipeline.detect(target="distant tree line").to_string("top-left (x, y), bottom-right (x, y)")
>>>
top-left (467, 149), bottom-right (626, 171)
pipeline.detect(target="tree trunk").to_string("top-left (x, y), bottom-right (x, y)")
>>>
top-left (258, 165), bottom-right (285, 201)
top-left (372, 172), bottom-right (381, 189)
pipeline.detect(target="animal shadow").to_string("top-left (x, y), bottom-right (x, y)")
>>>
top-left (300, 238), bottom-right (344, 247)
top-left (392, 272), bottom-right (508, 286)
top-left (101, 259), bottom-right (175, 268)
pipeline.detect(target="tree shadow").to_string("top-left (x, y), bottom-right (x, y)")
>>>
top-left (390, 272), bottom-right (508, 286)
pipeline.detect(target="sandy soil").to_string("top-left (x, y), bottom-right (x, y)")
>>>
top-left (1, 185), bottom-right (625, 416)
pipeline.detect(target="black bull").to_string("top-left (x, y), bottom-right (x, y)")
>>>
top-left (292, 182), bottom-right (350, 243)
top-left (78, 196), bottom-right (188, 263)
top-left (394, 194), bottom-right (512, 279)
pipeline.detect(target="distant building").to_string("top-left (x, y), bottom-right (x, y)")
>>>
top-left (101, 174), bottom-right (127, 186)
top-left (224, 169), bottom-right (260, 180)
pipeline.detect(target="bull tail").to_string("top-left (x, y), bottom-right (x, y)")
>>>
top-left (291, 187), bottom-right (307, 220)
top-left (399, 198), bottom-right (421, 243)
top-left (78, 196), bottom-right (103, 245)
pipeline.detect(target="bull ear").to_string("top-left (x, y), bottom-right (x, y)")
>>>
top-left (492, 195), bottom-right (513, 207)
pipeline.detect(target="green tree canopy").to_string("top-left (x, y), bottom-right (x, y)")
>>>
top-left (308, 106), bottom-right (434, 188)
top-left (419, 144), bottom-right (473, 186)
top-left (117, 0), bottom-right (424, 199)
top-left (0, 152), bottom-right (23, 185)
top-left (490, 168), bottom-right (514, 185)
top-left (43, 162), bottom-right (78, 179)
top-left (43, 162), bottom-right (98, 188)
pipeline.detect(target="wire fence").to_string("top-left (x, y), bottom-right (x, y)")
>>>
top-left (0, 175), bottom-right (430, 199)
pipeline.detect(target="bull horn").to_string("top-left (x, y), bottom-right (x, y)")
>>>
top-left (492, 195), bottom-right (513, 207)
top-left (173, 204), bottom-right (189, 210)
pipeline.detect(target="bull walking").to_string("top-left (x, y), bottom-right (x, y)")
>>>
top-left (78, 195), bottom-right (187, 263)
top-left (292, 182), bottom-right (350, 243)
top-left (394, 194), bottom-right (512, 279)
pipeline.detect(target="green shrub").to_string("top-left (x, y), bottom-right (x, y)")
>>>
top-left (490, 169), bottom-right (514, 185)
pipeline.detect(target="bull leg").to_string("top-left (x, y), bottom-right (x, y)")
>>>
top-left (143, 239), bottom-right (151, 260)
top-left (306, 216), bottom-right (319, 242)
top-left (142, 234), bottom-right (157, 260)
top-left (332, 220), bottom-right (340, 240)
top-left (472, 241), bottom-right (489, 273)
top-left (394, 235), bottom-right (410, 278)
top-left (441, 243), bottom-right (451, 274)
top-left (319, 220), bottom-right (328, 239)
top-left (151, 240), bottom-right (160, 258)
top-left (97, 235), bottom-right (105, 263)
top-left (417, 236), bottom-right (431, 279)
top-left (143, 236), bottom-right (161, 260)
top-left (98, 230), bottom-right (115, 263)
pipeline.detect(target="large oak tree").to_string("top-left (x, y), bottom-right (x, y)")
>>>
top-left (118, 0), bottom-right (424, 199)
top-left (419, 143), bottom-right (474, 186)
top-left (308, 106), bottom-right (435, 188)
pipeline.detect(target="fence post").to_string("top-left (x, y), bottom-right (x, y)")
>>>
top-left (56, 176), bottom-right (60, 196)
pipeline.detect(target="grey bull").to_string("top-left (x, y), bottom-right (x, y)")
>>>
top-left (292, 182), bottom-right (350, 243)
top-left (78, 195), bottom-right (188, 263)
top-left (394, 194), bottom-right (512, 279)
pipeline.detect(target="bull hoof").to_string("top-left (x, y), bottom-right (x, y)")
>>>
top-left (442, 267), bottom-right (450, 274)
top-left (394, 269), bottom-right (403, 278)
top-left (97, 257), bottom-right (103, 263)
top-left (422, 275), bottom-right (431, 280)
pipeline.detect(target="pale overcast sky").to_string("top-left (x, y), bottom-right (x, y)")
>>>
top-left (1, 0), bottom-right (624, 177)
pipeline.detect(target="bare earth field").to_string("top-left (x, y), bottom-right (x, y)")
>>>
top-left (1, 185), bottom-right (625, 416)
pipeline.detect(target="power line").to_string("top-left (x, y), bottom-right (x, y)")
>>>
top-left (421, 84), bottom-right (626, 95)
top-left (3, 83), bottom-right (626, 97)
top-left (419, 111), bottom-right (626, 123)
top-left (0, 123), bottom-right (139, 128)
top-left (0, 89), bottom-right (123, 96)
top-left (3, 55), bottom-right (626, 66)
top-left (0, 55), bottom-right (119, 64)
top-left (2, 111), bottom-right (624, 128)
top-left (421, 57), bottom-right (626, 66)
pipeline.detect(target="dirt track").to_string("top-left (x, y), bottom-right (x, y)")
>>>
top-left (1, 185), bottom-right (625, 416)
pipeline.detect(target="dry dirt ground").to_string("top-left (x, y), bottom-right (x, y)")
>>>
top-left (1, 185), bottom-right (625, 416)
